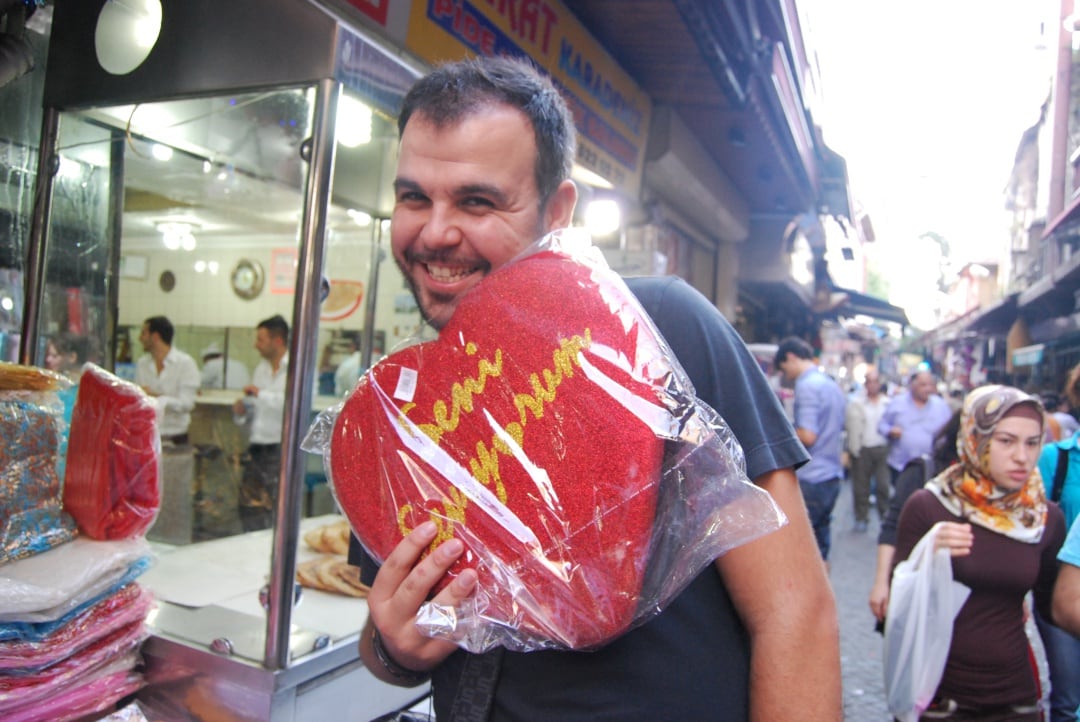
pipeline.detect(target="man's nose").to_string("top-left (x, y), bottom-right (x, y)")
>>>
top-left (418, 204), bottom-right (464, 248)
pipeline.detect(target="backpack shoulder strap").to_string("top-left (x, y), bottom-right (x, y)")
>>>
top-left (1053, 446), bottom-right (1070, 503)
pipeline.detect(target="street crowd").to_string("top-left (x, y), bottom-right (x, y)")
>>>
top-left (793, 348), bottom-right (1080, 721)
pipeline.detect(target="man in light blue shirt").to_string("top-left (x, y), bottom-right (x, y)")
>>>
top-left (877, 370), bottom-right (953, 481)
top-left (776, 337), bottom-right (846, 560)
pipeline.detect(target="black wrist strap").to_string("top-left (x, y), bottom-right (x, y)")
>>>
top-left (371, 627), bottom-right (430, 686)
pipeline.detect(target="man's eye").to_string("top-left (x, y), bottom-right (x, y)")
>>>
top-left (462, 197), bottom-right (494, 208)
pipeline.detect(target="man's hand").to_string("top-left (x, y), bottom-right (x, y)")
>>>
top-left (360, 521), bottom-right (478, 683)
top-left (887, 426), bottom-right (902, 440)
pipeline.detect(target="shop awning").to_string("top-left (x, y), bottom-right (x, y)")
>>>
top-left (968, 293), bottom-right (1019, 334)
top-left (1018, 250), bottom-right (1080, 317)
top-left (1042, 193), bottom-right (1080, 239)
top-left (830, 286), bottom-right (909, 326)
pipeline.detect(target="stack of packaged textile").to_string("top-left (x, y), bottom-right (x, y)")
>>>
top-left (0, 362), bottom-right (160, 722)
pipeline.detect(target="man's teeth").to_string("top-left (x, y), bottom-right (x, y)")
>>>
top-left (427, 264), bottom-right (473, 282)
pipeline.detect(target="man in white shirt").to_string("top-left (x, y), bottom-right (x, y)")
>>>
top-left (135, 315), bottom-right (200, 445)
top-left (333, 333), bottom-right (362, 397)
top-left (200, 341), bottom-right (251, 391)
top-left (845, 366), bottom-right (890, 532)
top-left (232, 314), bottom-right (289, 532)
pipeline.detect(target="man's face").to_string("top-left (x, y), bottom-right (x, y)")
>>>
top-left (138, 323), bottom-right (152, 352)
top-left (390, 105), bottom-right (575, 330)
top-left (776, 353), bottom-right (797, 382)
top-left (911, 372), bottom-right (935, 403)
top-left (864, 371), bottom-right (882, 395)
top-left (254, 328), bottom-right (276, 360)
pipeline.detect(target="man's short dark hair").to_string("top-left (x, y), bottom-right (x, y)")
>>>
top-left (398, 55), bottom-right (576, 209)
top-left (258, 314), bottom-right (289, 342)
top-left (775, 336), bottom-right (814, 368)
top-left (145, 316), bottom-right (174, 345)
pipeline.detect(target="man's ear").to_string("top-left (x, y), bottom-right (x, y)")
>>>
top-left (544, 179), bottom-right (578, 231)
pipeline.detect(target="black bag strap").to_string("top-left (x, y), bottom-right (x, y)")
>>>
top-left (1053, 446), bottom-right (1070, 503)
top-left (447, 648), bottom-right (504, 722)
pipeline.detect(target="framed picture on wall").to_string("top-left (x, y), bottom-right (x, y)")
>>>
top-left (270, 248), bottom-right (298, 295)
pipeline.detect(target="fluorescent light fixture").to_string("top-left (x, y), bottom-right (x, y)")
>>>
top-left (337, 95), bottom-right (373, 148)
top-left (347, 208), bottom-right (372, 227)
top-left (158, 221), bottom-right (197, 251)
top-left (571, 164), bottom-right (614, 190)
top-left (151, 143), bottom-right (173, 161)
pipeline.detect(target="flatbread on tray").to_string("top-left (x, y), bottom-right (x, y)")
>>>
top-left (296, 555), bottom-right (369, 598)
top-left (302, 519), bottom-right (351, 556)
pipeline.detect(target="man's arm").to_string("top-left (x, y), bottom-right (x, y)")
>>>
top-left (877, 400), bottom-right (896, 439)
top-left (795, 427), bottom-right (818, 448)
top-left (716, 467), bottom-right (841, 721)
top-left (1052, 562), bottom-right (1080, 636)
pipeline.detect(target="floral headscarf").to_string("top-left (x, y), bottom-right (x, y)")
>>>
top-left (925, 384), bottom-right (1048, 543)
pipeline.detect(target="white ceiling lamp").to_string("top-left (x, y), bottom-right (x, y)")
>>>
top-left (336, 95), bottom-right (373, 148)
top-left (347, 208), bottom-right (372, 227)
top-left (151, 143), bottom-right (173, 161)
top-left (584, 198), bottom-right (622, 236)
top-left (158, 221), bottom-right (197, 251)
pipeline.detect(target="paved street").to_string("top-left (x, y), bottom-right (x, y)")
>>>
top-left (827, 477), bottom-right (1050, 721)
top-left (828, 479), bottom-right (891, 719)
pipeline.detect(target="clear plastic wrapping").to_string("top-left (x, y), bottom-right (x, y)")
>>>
top-left (62, 363), bottom-right (161, 540)
top-left (0, 537), bottom-right (152, 625)
top-left (305, 229), bottom-right (786, 652)
top-left (0, 583), bottom-right (153, 671)
top-left (0, 364), bottom-right (78, 565)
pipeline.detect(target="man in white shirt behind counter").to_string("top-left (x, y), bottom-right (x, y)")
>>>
top-left (135, 315), bottom-right (200, 446)
top-left (233, 314), bottom-right (289, 532)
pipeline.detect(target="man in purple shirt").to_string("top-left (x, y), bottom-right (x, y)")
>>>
top-left (877, 370), bottom-right (953, 481)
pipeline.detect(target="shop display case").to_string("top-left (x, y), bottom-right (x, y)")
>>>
top-left (21, 2), bottom-right (431, 719)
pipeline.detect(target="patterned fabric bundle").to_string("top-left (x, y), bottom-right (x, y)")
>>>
top-left (0, 365), bottom-right (77, 566)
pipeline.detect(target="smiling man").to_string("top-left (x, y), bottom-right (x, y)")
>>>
top-left (356, 55), bottom-right (840, 721)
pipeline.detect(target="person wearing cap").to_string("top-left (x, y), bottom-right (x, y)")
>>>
top-left (200, 341), bottom-right (250, 391)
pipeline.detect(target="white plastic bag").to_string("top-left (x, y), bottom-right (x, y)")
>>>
top-left (884, 522), bottom-right (971, 722)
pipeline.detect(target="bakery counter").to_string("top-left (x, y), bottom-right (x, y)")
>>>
top-left (136, 514), bottom-right (428, 721)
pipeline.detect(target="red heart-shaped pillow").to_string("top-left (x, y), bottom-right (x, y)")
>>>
top-left (331, 249), bottom-right (669, 648)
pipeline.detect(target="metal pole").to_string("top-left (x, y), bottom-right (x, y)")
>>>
top-left (264, 78), bottom-right (339, 670)
top-left (104, 128), bottom-right (125, 371)
top-left (19, 107), bottom-right (60, 365)
top-left (359, 219), bottom-right (384, 370)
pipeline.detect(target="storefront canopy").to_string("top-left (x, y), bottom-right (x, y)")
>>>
top-left (830, 286), bottom-right (909, 326)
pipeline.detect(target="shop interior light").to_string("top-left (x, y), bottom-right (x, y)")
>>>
top-left (571, 164), bottom-right (614, 190)
top-left (337, 95), bottom-right (373, 148)
top-left (158, 221), bottom-right (197, 251)
top-left (151, 143), bottom-right (173, 161)
top-left (347, 208), bottom-right (372, 227)
top-left (584, 198), bottom-right (622, 236)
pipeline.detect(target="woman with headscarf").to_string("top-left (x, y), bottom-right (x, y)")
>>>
top-left (892, 385), bottom-right (1066, 721)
